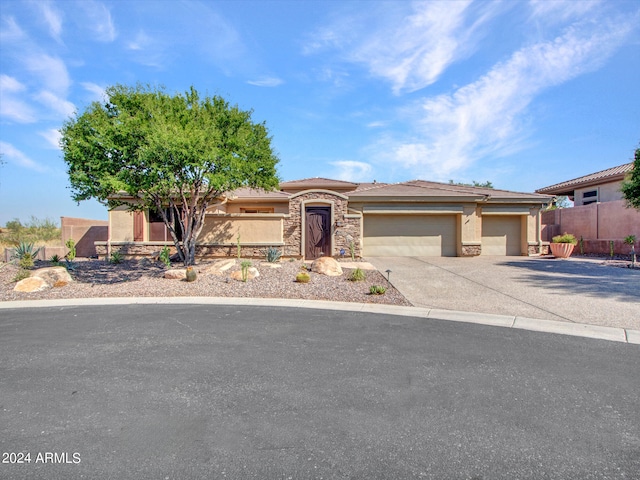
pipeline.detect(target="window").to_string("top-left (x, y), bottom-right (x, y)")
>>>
top-left (582, 189), bottom-right (598, 205)
top-left (240, 207), bottom-right (274, 214)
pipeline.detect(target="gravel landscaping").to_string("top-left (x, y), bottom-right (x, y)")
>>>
top-left (0, 258), bottom-right (411, 306)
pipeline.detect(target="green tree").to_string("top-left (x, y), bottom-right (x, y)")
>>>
top-left (621, 147), bottom-right (640, 210)
top-left (60, 84), bottom-right (280, 266)
top-left (449, 179), bottom-right (494, 189)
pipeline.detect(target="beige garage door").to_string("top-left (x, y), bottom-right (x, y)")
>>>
top-left (363, 215), bottom-right (457, 257)
top-left (481, 216), bottom-right (522, 256)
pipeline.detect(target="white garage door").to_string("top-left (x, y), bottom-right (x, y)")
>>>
top-left (363, 215), bottom-right (457, 257)
top-left (481, 216), bottom-right (522, 256)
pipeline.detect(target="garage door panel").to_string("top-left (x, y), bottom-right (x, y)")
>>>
top-left (481, 216), bottom-right (521, 256)
top-left (364, 215), bottom-right (456, 257)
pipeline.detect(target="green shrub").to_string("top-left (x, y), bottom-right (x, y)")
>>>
top-left (264, 247), bottom-right (282, 263)
top-left (13, 269), bottom-right (31, 282)
top-left (159, 246), bottom-right (171, 268)
top-left (624, 235), bottom-right (636, 246)
top-left (296, 272), bottom-right (310, 283)
top-left (109, 251), bottom-right (123, 264)
top-left (50, 254), bottom-right (63, 266)
top-left (65, 239), bottom-right (76, 261)
top-left (241, 260), bottom-right (252, 282)
top-left (369, 285), bottom-right (386, 295)
top-left (552, 233), bottom-right (577, 245)
top-left (348, 267), bottom-right (366, 282)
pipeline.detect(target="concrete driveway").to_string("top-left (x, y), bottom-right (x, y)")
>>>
top-left (367, 256), bottom-right (640, 330)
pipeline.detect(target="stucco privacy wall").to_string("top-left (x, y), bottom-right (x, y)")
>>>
top-left (61, 217), bottom-right (108, 257)
top-left (284, 190), bottom-right (361, 258)
top-left (541, 200), bottom-right (640, 254)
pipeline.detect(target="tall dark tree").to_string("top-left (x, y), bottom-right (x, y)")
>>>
top-left (621, 147), bottom-right (640, 210)
top-left (60, 84), bottom-right (280, 265)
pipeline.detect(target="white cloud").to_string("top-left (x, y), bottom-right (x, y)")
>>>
top-left (0, 15), bottom-right (26, 43)
top-left (375, 15), bottom-right (636, 179)
top-left (35, 90), bottom-right (76, 118)
top-left (39, 1), bottom-right (63, 41)
top-left (0, 74), bottom-right (26, 93)
top-left (23, 53), bottom-right (71, 95)
top-left (79, 0), bottom-right (116, 42)
top-left (39, 129), bottom-right (62, 149)
top-left (304, 1), bottom-right (503, 95)
top-left (529, 0), bottom-right (601, 22)
top-left (127, 30), bottom-right (152, 51)
top-left (0, 141), bottom-right (48, 172)
top-left (81, 82), bottom-right (105, 101)
top-left (0, 75), bottom-right (36, 123)
top-left (330, 160), bottom-right (373, 182)
top-left (246, 77), bottom-right (284, 87)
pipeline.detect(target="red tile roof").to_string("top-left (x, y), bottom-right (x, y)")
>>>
top-left (536, 163), bottom-right (633, 195)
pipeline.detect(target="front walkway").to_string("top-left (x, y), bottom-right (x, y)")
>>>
top-left (367, 256), bottom-right (640, 330)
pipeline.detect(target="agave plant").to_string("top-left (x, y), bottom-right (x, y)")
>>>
top-left (12, 241), bottom-right (42, 268)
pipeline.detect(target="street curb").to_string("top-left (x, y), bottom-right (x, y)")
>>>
top-left (0, 297), bottom-right (637, 344)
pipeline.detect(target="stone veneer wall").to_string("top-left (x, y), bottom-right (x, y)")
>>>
top-left (95, 242), bottom-right (286, 260)
top-left (284, 191), bottom-right (362, 258)
top-left (461, 244), bottom-right (481, 256)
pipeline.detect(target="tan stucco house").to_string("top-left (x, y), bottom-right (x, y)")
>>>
top-left (97, 178), bottom-right (552, 260)
top-left (536, 162), bottom-right (633, 206)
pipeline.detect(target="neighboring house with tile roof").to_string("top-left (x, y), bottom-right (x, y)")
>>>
top-left (536, 163), bottom-right (633, 206)
top-left (98, 178), bottom-right (552, 260)
top-left (537, 163), bottom-right (640, 255)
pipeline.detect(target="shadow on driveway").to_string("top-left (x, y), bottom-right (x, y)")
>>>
top-left (497, 258), bottom-right (639, 303)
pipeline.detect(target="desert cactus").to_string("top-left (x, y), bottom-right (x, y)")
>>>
top-left (186, 266), bottom-right (197, 282)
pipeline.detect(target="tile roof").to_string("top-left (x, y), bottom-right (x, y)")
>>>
top-left (349, 180), bottom-right (550, 200)
top-left (279, 177), bottom-right (359, 190)
top-left (536, 163), bottom-right (633, 195)
top-left (226, 187), bottom-right (290, 199)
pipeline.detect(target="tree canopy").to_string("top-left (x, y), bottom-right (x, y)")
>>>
top-left (448, 179), bottom-right (494, 189)
top-left (60, 84), bottom-right (280, 265)
top-left (621, 147), bottom-right (640, 210)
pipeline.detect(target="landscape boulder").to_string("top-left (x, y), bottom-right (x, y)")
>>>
top-left (199, 259), bottom-right (236, 276)
top-left (14, 276), bottom-right (50, 293)
top-left (32, 266), bottom-right (73, 286)
top-left (229, 267), bottom-right (260, 281)
top-left (164, 269), bottom-right (186, 280)
top-left (311, 257), bottom-right (343, 276)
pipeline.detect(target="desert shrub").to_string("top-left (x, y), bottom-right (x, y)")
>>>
top-left (624, 235), bottom-right (636, 246)
top-left (13, 269), bottom-right (31, 282)
top-left (12, 242), bottom-right (42, 268)
top-left (296, 272), bottom-right (310, 283)
top-left (50, 254), bottom-right (63, 266)
top-left (552, 233), bottom-right (577, 245)
top-left (264, 247), bottom-right (282, 263)
top-left (348, 267), bottom-right (366, 282)
top-left (241, 260), bottom-right (252, 282)
top-left (109, 251), bottom-right (123, 264)
top-left (3, 217), bottom-right (60, 244)
top-left (159, 246), bottom-right (171, 268)
top-left (369, 285), bottom-right (386, 295)
top-left (65, 239), bottom-right (76, 261)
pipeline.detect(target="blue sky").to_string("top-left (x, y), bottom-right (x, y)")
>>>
top-left (1, 0), bottom-right (639, 226)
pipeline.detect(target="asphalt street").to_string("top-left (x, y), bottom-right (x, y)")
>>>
top-left (1, 304), bottom-right (639, 479)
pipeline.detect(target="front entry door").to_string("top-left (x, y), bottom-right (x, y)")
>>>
top-left (305, 207), bottom-right (331, 259)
